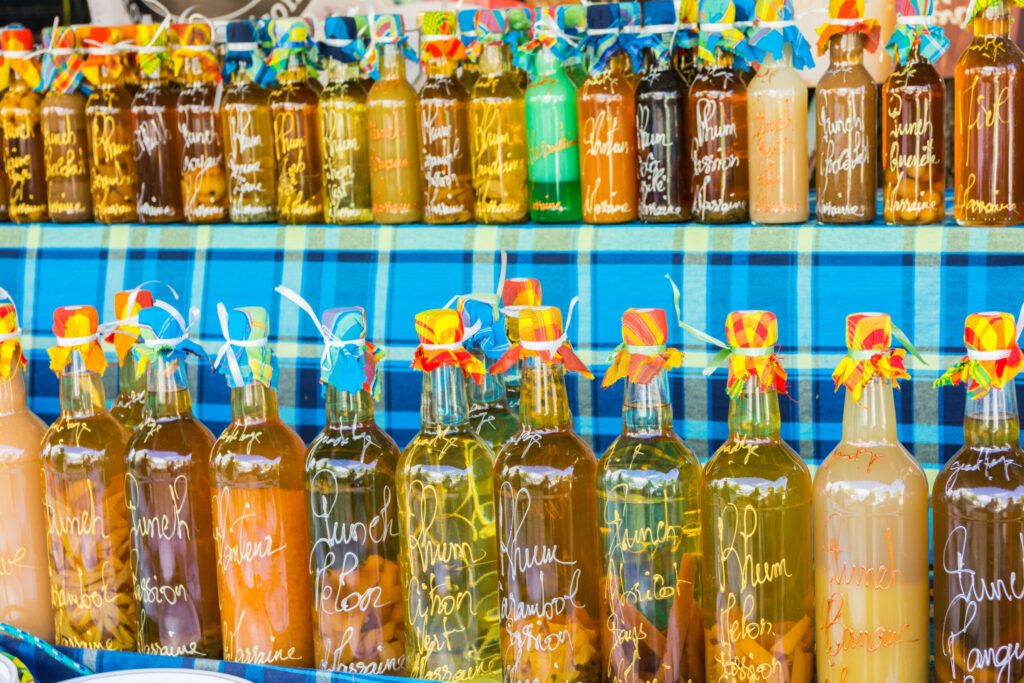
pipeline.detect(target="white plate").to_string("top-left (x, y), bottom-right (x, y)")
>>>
top-left (0, 657), bottom-right (16, 683)
top-left (65, 669), bottom-right (250, 683)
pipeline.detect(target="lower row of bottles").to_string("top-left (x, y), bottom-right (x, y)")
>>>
top-left (0, 287), bottom-right (1020, 683)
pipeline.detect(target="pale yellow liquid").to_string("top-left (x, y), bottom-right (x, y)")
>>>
top-left (812, 380), bottom-right (930, 682)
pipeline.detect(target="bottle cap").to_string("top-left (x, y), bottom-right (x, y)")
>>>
top-left (48, 305), bottom-right (108, 375)
top-left (722, 309), bottom-right (787, 397)
top-left (936, 311), bottom-right (1024, 399)
top-left (603, 307), bottom-right (683, 387)
top-left (412, 308), bottom-right (485, 382)
top-left (214, 305), bottom-right (277, 389)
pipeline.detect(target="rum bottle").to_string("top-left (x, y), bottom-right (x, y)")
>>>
top-left (0, 27), bottom-right (48, 223)
top-left (458, 294), bottom-right (518, 452)
top-left (108, 288), bottom-right (154, 431)
top-left (500, 276), bottom-right (542, 413)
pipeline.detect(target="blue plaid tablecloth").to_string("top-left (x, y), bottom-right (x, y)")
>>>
top-left (1, 213), bottom-right (1022, 473)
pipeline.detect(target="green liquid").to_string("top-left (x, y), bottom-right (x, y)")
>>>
top-left (529, 179), bottom-right (583, 222)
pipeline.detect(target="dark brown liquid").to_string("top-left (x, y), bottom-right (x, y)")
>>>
top-left (637, 61), bottom-right (688, 222)
top-left (132, 79), bottom-right (185, 223)
top-left (1, 83), bottom-right (48, 223)
top-left (41, 90), bottom-right (92, 222)
top-left (418, 67), bottom-right (473, 224)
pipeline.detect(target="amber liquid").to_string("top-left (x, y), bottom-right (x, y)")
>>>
top-left (1, 79), bottom-right (49, 223)
top-left (954, 8), bottom-right (1024, 226)
top-left (882, 53), bottom-right (945, 225)
top-left (132, 73), bottom-right (185, 223)
top-left (222, 73), bottom-right (278, 223)
top-left (419, 59), bottom-right (474, 224)
top-left (320, 64), bottom-right (372, 224)
top-left (41, 90), bottom-right (93, 222)
top-left (815, 34), bottom-right (876, 224)
top-left (270, 67), bottom-right (324, 224)
top-left (86, 70), bottom-right (139, 224)
top-left (933, 387), bottom-right (1024, 683)
top-left (578, 54), bottom-right (638, 224)
top-left (688, 59), bottom-right (749, 224)
top-left (178, 67), bottom-right (227, 223)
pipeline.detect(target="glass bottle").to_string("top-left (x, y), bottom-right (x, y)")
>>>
top-left (82, 30), bottom-right (139, 224)
top-left (471, 42), bottom-right (529, 224)
top-left (747, 47), bottom-right (809, 223)
top-left (525, 38), bottom-right (582, 223)
top-left (367, 40), bottom-right (422, 223)
top-left (815, 34), bottom-right (876, 223)
top-left (459, 295), bottom-right (519, 453)
top-left (109, 288), bottom-right (153, 432)
top-left (131, 27), bottom-right (185, 224)
top-left (126, 347), bottom-right (221, 657)
top-left (703, 377), bottom-right (813, 681)
top-left (0, 28), bottom-right (48, 224)
top-left (308, 384), bottom-right (405, 673)
top-left (211, 381), bottom-right (315, 666)
top-left (174, 24), bottom-right (228, 224)
top-left (500, 277), bottom-right (542, 414)
top-left (0, 159), bottom-right (8, 220)
top-left (320, 32), bottom-right (372, 224)
top-left (578, 53), bottom-right (638, 224)
top-left (637, 36), bottom-right (689, 222)
top-left (40, 27), bottom-right (93, 223)
top-left (953, 3), bottom-right (1024, 226)
top-left (41, 308), bottom-right (137, 650)
top-left (221, 20), bottom-right (277, 224)
top-left (496, 353), bottom-right (602, 683)
top-left (418, 17), bottom-right (474, 225)
top-left (598, 369), bottom-right (703, 683)
top-left (398, 310), bottom-right (502, 680)
top-left (0, 307), bottom-right (54, 641)
top-left (688, 51), bottom-right (749, 224)
top-left (813, 320), bottom-right (929, 681)
top-left (269, 34), bottom-right (324, 224)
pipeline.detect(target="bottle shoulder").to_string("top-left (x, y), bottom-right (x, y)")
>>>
top-left (306, 423), bottom-right (401, 473)
top-left (211, 418), bottom-right (306, 469)
top-left (599, 432), bottom-right (699, 472)
top-left (933, 444), bottom-right (1024, 506)
top-left (399, 425), bottom-right (496, 472)
top-left (959, 34), bottom-right (1024, 70)
top-left (495, 427), bottom-right (596, 473)
top-left (0, 409), bottom-right (47, 457)
top-left (705, 437), bottom-right (811, 489)
top-left (126, 414), bottom-right (216, 466)
top-left (42, 411), bottom-right (130, 463)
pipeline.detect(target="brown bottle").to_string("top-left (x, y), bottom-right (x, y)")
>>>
top-left (0, 28), bottom-right (48, 224)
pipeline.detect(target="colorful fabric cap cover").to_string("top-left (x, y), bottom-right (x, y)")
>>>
top-left (580, 3), bottom-right (630, 75)
top-left (492, 305), bottom-right (593, 378)
top-left (321, 306), bottom-right (384, 398)
top-left (322, 16), bottom-right (364, 64)
top-left (816, 0), bottom-right (881, 55)
top-left (749, 0), bottom-right (815, 69)
top-left (502, 277), bottom-right (543, 343)
top-left (964, 0), bottom-right (1019, 26)
top-left (411, 308), bottom-right (486, 383)
top-left (677, 0), bottom-right (701, 49)
top-left (48, 305), bottom-right (107, 375)
top-left (224, 19), bottom-right (270, 84)
top-left (723, 310), bottom-right (788, 398)
top-left (632, 0), bottom-right (675, 65)
top-left (360, 14), bottom-right (416, 78)
top-left (886, 0), bottom-right (949, 64)
top-left (135, 23), bottom-right (170, 78)
top-left (1, 27), bottom-right (43, 91)
top-left (170, 22), bottom-right (221, 81)
top-left (936, 311), bottom-right (1024, 399)
top-left (265, 17), bottom-right (319, 79)
top-left (215, 306), bottom-right (278, 389)
top-left (458, 294), bottom-right (511, 361)
top-left (41, 27), bottom-right (86, 94)
top-left (76, 26), bottom-right (122, 87)
top-left (458, 9), bottom-right (478, 49)
top-left (134, 300), bottom-right (207, 367)
top-left (421, 11), bottom-right (467, 64)
top-left (0, 303), bottom-right (26, 379)
top-left (832, 313), bottom-right (910, 401)
top-left (106, 288), bottom-right (155, 367)
top-left (603, 308), bottom-right (683, 387)
top-left (697, 0), bottom-right (757, 65)
top-left (521, 7), bottom-right (574, 69)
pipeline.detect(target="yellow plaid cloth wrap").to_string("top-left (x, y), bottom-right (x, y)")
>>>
top-left (420, 11), bottom-right (467, 63)
top-left (832, 313), bottom-right (910, 401)
top-left (76, 26), bottom-right (124, 86)
top-left (493, 305), bottom-right (593, 379)
top-left (107, 288), bottom-right (154, 370)
top-left (502, 277), bottom-right (542, 343)
top-left (135, 23), bottom-right (170, 77)
top-left (48, 305), bottom-right (107, 375)
top-left (170, 23), bottom-right (221, 81)
top-left (0, 303), bottom-right (26, 379)
top-left (816, 0), bottom-right (881, 54)
top-left (412, 308), bottom-right (486, 383)
top-left (724, 310), bottom-right (788, 398)
top-left (602, 308), bottom-right (683, 388)
top-left (0, 28), bottom-right (43, 91)
top-left (936, 311), bottom-right (1024, 399)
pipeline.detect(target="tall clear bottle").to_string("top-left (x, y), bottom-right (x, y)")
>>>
top-left (882, 0), bottom-right (947, 225)
top-left (500, 277), bottom-right (542, 414)
top-left (364, 15), bottom-right (422, 224)
top-left (458, 294), bottom-right (518, 453)
top-left (933, 312), bottom-right (1024, 683)
top-left (700, 311), bottom-right (813, 682)
top-left (41, 305), bottom-right (137, 649)
top-left (490, 305), bottom-right (601, 683)
top-left (523, 8), bottom-right (582, 223)
top-left (108, 288), bottom-right (154, 432)
top-left (79, 26), bottom-right (138, 224)
top-left (812, 313), bottom-right (929, 682)
top-left (0, 301), bottom-right (54, 640)
top-left (578, 3), bottom-right (638, 224)
top-left (814, 5), bottom-right (880, 224)
top-left (210, 305), bottom-right (314, 666)
top-left (173, 23), bottom-right (228, 224)
top-left (126, 303), bottom-right (221, 657)
top-left (131, 24), bottom-right (185, 224)
top-left (746, 0), bottom-right (813, 224)
top-left (0, 28), bottom-right (48, 223)
top-left (417, 11), bottom-right (474, 224)
top-left (268, 18), bottom-right (324, 224)
top-left (320, 16), bottom-right (372, 224)
top-left (953, 1), bottom-right (1024, 226)
top-left (598, 308), bottom-right (703, 683)
top-left (399, 309), bottom-right (502, 681)
top-left (40, 26), bottom-right (93, 222)
top-left (221, 20), bottom-right (277, 224)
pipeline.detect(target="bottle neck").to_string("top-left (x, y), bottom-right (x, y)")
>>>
top-left (181, 53), bottom-right (217, 85)
top-left (520, 356), bottom-right (572, 430)
top-left (59, 351), bottom-right (107, 418)
top-left (713, 48), bottom-right (734, 69)
top-left (973, 5), bottom-right (1012, 37)
top-left (467, 349), bottom-right (508, 405)
top-left (534, 46), bottom-right (560, 78)
top-left (829, 33), bottom-right (865, 66)
top-left (326, 385), bottom-right (375, 427)
top-left (0, 367), bottom-right (28, 416)
top-left (623, 371), bottom-right (673, 437)
top-left (230, 383), bottom-right (280, 423)
top-left (145, 353), bottom-right (193, 419)
top-left (119, 353), bottom-right (146, 397)
top-left (608, 52), bottom-right (632, 74)
top-left (97, 60), bottom-right (126, 88)
top-left (727, 377), bottom-right (782, 441)
top-left (964, 385), bottom-right (1021, 448)
top-left (139, 55), bottom-right (169, 84)
top-left (479, 42), bottom-right (509, 77)
top-left (379, 44), bottom-right (407, 81)
top-left (840, 378), bottom-right (898, 445)
top-left (424, 55), bottom-right (458, 78)
top-left (421, 364), bottom-right (470, 427)
top-left (761, 45), bottom-right (793, 70)
top-left (277, 52), bottom-right (308, 84)
top-left (326, 59), bottom-right (361, 84)
top-left (229, 68), bottom-right (254, 87)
